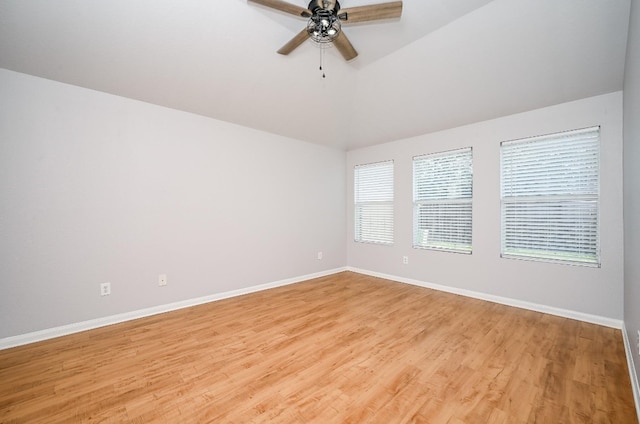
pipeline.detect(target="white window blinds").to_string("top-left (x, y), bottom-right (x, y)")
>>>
top-left (354, 161), bottom-right (394, 244)
top-left (500, 126), bottom-right (600, 266)
top-left (413, 148), bottom-right (473, 253)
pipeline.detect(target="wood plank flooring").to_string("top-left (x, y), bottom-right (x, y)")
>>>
top-left (0, 272), bottom-right (637, 423)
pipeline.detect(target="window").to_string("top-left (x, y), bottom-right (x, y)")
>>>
top-left (354, 160), bottom-right (394, 244)
top-left (413, 148), bottom-right (473, 253)
top-left (500, 126), bottom-right (600, 266)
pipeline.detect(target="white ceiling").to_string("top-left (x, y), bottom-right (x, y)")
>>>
top-left (0, 0), bottom-right (631, 150)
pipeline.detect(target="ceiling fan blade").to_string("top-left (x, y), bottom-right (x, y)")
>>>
top-left (277, 28), bottom-right (311, 55)
top-left (340, 1), bottom-right (402, 24)
top-left (248, 0), bottom-right (312, 18)
top-left (333, 31), bottom-right (358, 61)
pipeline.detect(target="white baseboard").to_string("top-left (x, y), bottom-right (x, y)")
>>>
top-left (622, 323), bottom-right (640, 420)
top-left (0, 267), bottom-right (348, 351)
top-left (346, 267), bottom-right (623, 329)
top-left (0, 265), bottom-right (625, 344)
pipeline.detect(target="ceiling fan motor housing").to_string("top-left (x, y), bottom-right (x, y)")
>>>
top-left (308, 0), bottom-right (341, 14)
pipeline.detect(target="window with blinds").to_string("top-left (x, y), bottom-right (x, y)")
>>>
top-left (354, 160), bottom-right (394, 244)
top-left (500, 126), bottom-right (600, 266)
top-left (413, 148), bottom-right (473, 253)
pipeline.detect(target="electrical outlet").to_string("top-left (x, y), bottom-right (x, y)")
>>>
top-left (159, 274), bottom-right (167, 287)
top-left (317, 251), bottom-right (323, 260)
top-left (403, 256), bottom-right (408, 264)
top-left (100, 282), bottom-right (111, 296)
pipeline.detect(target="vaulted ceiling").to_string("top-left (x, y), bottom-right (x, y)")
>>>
top-left (0, 0), bottom-right (631, 150)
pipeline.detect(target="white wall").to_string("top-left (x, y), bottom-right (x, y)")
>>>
top-left (0, 69), bottom-right (346, 339)
top-left (347, 92), bottom-right (624, 320)
top-left (0, 66), bottom-right (628, 342)
top-left (624, 0), bottom-right (640, 396)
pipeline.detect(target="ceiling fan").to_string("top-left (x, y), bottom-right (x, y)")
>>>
top-left (248, 0), bottom-right (403, 61)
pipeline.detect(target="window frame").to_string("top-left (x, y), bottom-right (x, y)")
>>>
top-left (412, 147), bottom-right (473, 254)
top-left (500, 126), bottom-right (601, 267)
top-left (354, 160), bottom-right (394, 245)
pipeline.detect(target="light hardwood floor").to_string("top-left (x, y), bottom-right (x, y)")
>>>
top-left (0, 272), bottom-right (637, 423)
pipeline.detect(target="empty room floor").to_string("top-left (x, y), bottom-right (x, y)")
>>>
top-left (0, 272), bottom-right (637, 423)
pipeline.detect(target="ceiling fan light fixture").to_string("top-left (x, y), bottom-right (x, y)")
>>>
top-left (306, 11), bottom-right (341, 44)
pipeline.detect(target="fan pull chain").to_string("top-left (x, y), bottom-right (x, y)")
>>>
top-left (319, 47), bottom-right (326, 78)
